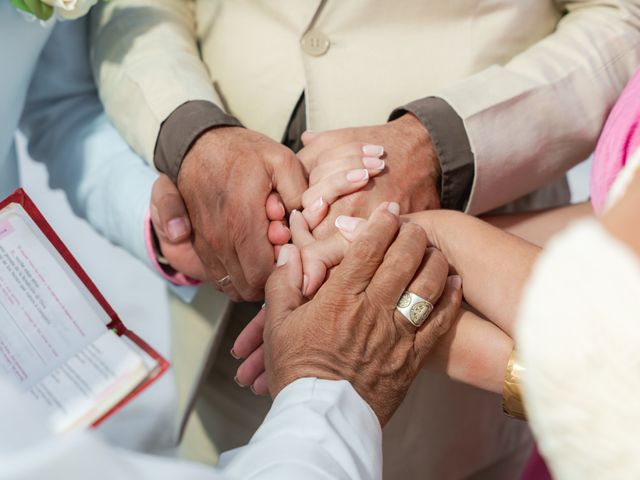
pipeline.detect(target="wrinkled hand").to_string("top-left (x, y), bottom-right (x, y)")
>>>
top-left (261, 202), bottom-right (462, 426)
top-left (177, 127), bottom-right (308, 301)
top-left (298, 114), bottom-right (441, 240)
top-left (150, 174), bottom-right (292, 282)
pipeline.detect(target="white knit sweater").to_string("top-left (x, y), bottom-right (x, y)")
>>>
top-left (516, 151), bottom-right (640, 479)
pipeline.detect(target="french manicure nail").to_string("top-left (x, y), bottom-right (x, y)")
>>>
top-left (230, 349), bottom-right (240, 360)
top-left (234, 376), bottom-right (245, 388)
top-left (167, 217), bottom-right (189, 241)
top-left (277, 245), bottom-right (291, 266)
top-left (387, 202), bottom-right (400, 216)
top-left (448, 275), bottom-right (463, 290)
top-left (362, 144), bottom-right (384, 156)
top-left (261, 303), bottom-right (266, 310)
top-left (289, 209), bottom-right (299, 223)
top-left (362, 157), bottom-right (385, 170)
top-left (346, 169), bottom-right (369, 183)
top-left (335, 215), bottom-right (362, 233)
top-left (310, 197), bottom-right (324, 212)
top-left (250, 385), bottom-right (258, 395)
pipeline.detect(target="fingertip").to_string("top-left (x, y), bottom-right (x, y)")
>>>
top-left (266, 192), bottom-right (286, 220)
top-left (252, 373), bottom-right (270, 396)
top-left (301, 198), bottom-right (328, 231)
top-left (276, 244), bottom-right (294, 267)
top-left (268, 220), bottom-right (291, 245)
top-left (301, 130), bottom-right (318, 146)
top-left (447, 275), bottom-right (462, 291)
top-left (166, 217), bottom-right (191, 242)
top-left (387, 202), bottom-right (400, 216)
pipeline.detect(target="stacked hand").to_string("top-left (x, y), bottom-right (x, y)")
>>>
top-left (260, 203), bottom-right (461, 425)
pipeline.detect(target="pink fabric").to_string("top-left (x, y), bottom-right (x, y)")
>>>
top-left (521, 447), bottom-right (552, 480)
top-left (523, 66), bottom-right (640, 480)
top-left (591, 66), bottom-right (640, 213)
top-left (144, 210), bottom-right (202, 286)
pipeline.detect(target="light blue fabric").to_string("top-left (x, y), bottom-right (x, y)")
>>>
top-left (1, 8), bottom-right (196, 299)
top-left (0, 4), bottom-right (52, 199)
top-left (20, 17), bottom-right (158, 267)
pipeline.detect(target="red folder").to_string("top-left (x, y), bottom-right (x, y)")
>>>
top-left (0, 188), bottom-right (170, 428)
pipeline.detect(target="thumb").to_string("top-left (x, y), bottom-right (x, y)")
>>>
top-left (265, 244), bottom-right (305, 327)
top-left (272, 153), bottom-right (308, 211)
top-left (151, 174), bottom-right (192, 242)
top-left (301, 130), bottom-right (319, 147)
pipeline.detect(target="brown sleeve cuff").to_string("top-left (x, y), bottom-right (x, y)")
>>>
top-left (390, 97), bottom-right (474, 211)
top-left (154, 100), bottom-right (243, 182)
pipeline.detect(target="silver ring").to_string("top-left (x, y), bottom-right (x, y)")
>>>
top-left (216, 275), bottom-right (232, 288)
top-left (396, 291), bottom-right (434, 327)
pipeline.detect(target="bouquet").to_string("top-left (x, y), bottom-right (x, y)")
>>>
top-left (10, 0), bottom-right (98, 20)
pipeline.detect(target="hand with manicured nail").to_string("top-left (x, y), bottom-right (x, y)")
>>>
top-left (297, 114), bottom-right (441, 241)
top-left (295, 140), bottom-right (387, 231)
top-left (232, 203), bottom-right (462, 397)
top-left (257, 203), bottom-right (461, 425)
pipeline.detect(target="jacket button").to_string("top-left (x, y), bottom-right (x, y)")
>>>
top-left (301, 29), bottom-right (330, 56)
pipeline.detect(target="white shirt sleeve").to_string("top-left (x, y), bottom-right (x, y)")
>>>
top-left (219, 378), bottom-right (382, 479)
top-left (0, 378), bottom-right (381, 480)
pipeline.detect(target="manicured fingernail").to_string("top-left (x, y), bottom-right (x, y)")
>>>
top-left (448, 275), bottom-right (462, 290)
top-left (261, 303), bottom-right (266, 309)
top-left (310, 197), bottom-right (324, 212)
top-left (289, 209), bottom-right (299, 223)
top-left (387, 202), bottom-right (400, 216)
top-left (167, 217), bottom-right (189, 241)
top-left (230, 349), bottom-right (240, 360)
top-left (234, 376), bottom-right (245, 388)
top-left (346, 169), bottom-right (369, 183)
top-left (335, 215), bottom-right (362, 233)
top-left (362, 157), bottom-right (385, 170)
top-left (362, 144), bottom-right (384, 156)
top-left (277, 245), bottom-right (291, 266)
top-left (250, 385), bottom-right (258, 395)
top-left (302, 274), bottom-right (309, 296)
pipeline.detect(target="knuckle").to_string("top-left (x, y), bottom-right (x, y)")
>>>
top-left (428, 312), bottom-right (452, 340)
top-left (271, 148), bottom-right (296, 169)
top-left (394, 250), bottom-right (418, 271)
top-left (427, 248), bottom-right (450, 275)
top-left (246, 268), bottom-right (270, 290)
top-left (349, 236), bottom-right (380, 265)
top-left (401, 222), bottom-right (426, 244)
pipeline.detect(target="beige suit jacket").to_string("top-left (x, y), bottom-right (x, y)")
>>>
top-left (90, 1), bottom-right (640, 477)
top-left (92, 0), bottom-right (640, 214)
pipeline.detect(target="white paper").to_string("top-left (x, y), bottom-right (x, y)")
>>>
top-left (0, 204), bottom-right (108, 389)
top-left (28, 330), bottom-right (147, 433)
top-left (0, 203), bottom-right (149, 433)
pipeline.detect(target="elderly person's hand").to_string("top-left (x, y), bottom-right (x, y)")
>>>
top-left (176, 127), bottom-right (308, 301)
top-left (297, 114), bottom-right (441, 241)
top-left (150, 173), bottom-right (294, 285)
top-left (249, 203), bottom-right (463, 425)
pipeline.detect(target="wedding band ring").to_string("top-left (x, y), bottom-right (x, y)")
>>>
top-left (216, 275), bottom-right (232, 288)
top-left (396, 291), bottom-right (434, 328)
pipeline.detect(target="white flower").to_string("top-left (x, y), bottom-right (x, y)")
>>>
top-left (41, 0), bottom-right (98, 19)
